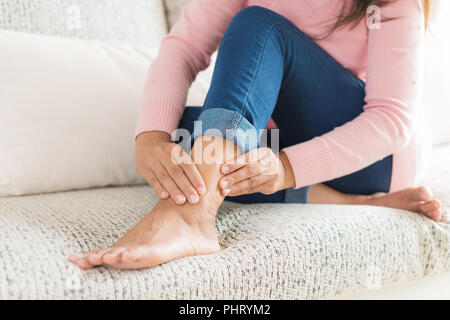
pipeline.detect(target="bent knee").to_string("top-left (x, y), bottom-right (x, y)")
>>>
top-left (229, 6), bottom-right (285, 30)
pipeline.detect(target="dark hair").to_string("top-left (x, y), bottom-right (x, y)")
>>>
top-left (331, 0), bottom-right (432, 33)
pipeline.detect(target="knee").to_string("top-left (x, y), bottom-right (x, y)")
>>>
top-left (228, 6), bottom-right (283, 33)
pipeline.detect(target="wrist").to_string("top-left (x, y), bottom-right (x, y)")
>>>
top-left (278, 151), bottom-right (295, 190)
top-left (136, 131), bottom-right (171, 145)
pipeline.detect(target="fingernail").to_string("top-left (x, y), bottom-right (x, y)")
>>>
top-left (198, 186), bottom-right (206, 195)
top-left (176, 195), bottom-right (186, 203)
top-left (221, 180), bottom-right (228, 188)
top-left (161, 191), bottom-right (169, 198)
top-left (224, 188), bottom-right (231, 195)
top-left (222, 165), bottom-right (229, 173)
top-left (189, 194), bottom-right (199, 203)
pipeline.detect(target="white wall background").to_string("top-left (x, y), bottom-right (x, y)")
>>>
top-left (423, 0), bottom-right (450, 146)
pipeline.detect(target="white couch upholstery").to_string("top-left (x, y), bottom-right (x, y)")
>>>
top-left (0, 0), bottom-right (449, 300)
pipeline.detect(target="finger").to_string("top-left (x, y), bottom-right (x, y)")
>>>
top-left (220, 154), bottom-right (272, 190)
top-left (161, 160), bottom-right (200, 204)
top-left (221, 147), bottom-right (270, 174)
top-left (152, 162), bottom-right (187, 205)
top-left (176, 151), bottom-right (206, 196)
top-left (219, 163), bottom-right (266, 190)
top-left (223, 175), bottom-right (271, 196)
top-left (141, 168), bottom-right (169, 199)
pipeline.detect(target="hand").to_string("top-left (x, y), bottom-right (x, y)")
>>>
top-left (218, 148), bottom-right (295, 197)
top-left (135, 131), bottom-right (206, 205)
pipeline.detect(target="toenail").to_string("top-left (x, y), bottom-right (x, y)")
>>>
top-left (221, 180), bottom-right (228, 188)
top-left (419, 189), bottom-right (428, 199)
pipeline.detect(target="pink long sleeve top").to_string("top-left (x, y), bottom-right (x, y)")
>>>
top-left (136, 0), bottom-right (432, 191)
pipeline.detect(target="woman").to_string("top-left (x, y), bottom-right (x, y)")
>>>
top-left (70, 0), bottom-right (441, 270)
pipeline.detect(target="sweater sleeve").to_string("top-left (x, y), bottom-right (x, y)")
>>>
top-left (283, 0), bottom-right (425, 189)
top-left (135, 0), bottom-right (246, 138)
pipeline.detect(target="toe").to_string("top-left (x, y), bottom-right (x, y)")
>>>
top-left (68, 253), bottom-right (83, 263)
top-left (121, 245), bottom-right (163, 266)
top-left (121, 247), bottom-right (142, 263)
top-left (91, 248), bottom-right (115, 264)
top-left (419, 200), bottom-right (442, 221)
top-left (68, 252), bottom-right (93, 263)
top-left (86, 251), bottom-right (104, 265)
top-left (412, 186), bottom-right (433, 202)
top-left (102, 247), bottom-right (127, 265)
top-left (83, 249), bottom-right (108, 265)
top-left (76, 258), bottom-right (94, 270)
top-left (428, 209), bottom-right (442, 222)
top-left (121, 246), bottom-right (157, 263)
top-left (420, 199), bottom-right (441, 212)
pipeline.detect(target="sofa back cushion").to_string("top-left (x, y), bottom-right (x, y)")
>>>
top-left (0, 29), bottom-right (213, 197)
top-left (164, 0), bottom-right (190, 28)
top-left (0, 31), bottom-right (157, 196)
top-left (0, 0), bottom-right (168, 47)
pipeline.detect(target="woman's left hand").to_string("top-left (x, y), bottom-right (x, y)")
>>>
top-left (219, 148), bottom-right (295, 197)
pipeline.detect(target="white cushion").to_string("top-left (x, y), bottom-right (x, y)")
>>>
top-left (0, 30), bottom-right (214, 197)
top-left (0, 0), bottom-right (168, 47)
top-left (0, 31), bottom-right (157, 196)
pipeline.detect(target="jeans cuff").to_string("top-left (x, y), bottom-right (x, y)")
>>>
top-left (192, 108), bottom-right (259, 153)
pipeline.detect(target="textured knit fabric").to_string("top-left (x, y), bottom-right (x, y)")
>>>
top-left (0, 143), bottom-right (449, 300)
top-left (0, 0), bottom-right (167, 47)
top-left (136, 0), bottom-right (431, 192)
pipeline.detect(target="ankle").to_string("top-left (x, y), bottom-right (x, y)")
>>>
top-left (190, 135), bottom-right (239, 202)
top-left (345, 194), bottom-right (371, 205)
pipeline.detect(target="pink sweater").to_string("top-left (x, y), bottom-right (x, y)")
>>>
top-left (136, 0), bottom-right (431, 191)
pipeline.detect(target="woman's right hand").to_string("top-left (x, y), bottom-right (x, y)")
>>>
top-left (135, 131), bottom-right (206, 205)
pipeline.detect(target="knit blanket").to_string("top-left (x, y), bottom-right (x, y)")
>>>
top-left (1, 145), bottom-right (449, 299)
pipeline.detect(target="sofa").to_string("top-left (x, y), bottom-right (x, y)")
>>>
top-left (1, 0), bottom-right (450, 300)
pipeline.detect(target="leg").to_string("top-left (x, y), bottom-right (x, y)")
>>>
top-left (198, 6), bottom-right (394, 199)
top-left (178, 8), bottom-right (441, 219)
top-left (178, 107), bottom-right (296, 204)
top-left (68, 7), bottom-right (296, 269)
top-left (69, 135), bottom-right (237, 269)
top-left (204, 7), bottom-right (442, 218)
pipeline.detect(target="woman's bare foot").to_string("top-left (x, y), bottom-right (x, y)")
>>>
top-left (68, 198), bottom-right (221, 270)
top-left (309, 184), bottom-right (442, 222)
top-left (354, 186), bottom-right (442, 222)
top-left (68, 136), bottom-right (237, 270)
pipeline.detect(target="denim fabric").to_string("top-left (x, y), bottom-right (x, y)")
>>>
top-left (193, 109), bottom-right (260, 153)
top-left (176, 6), bottom-right (392, 204)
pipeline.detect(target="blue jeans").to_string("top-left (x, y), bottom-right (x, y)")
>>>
top-left (176, 6), bottom-right (392, 204)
